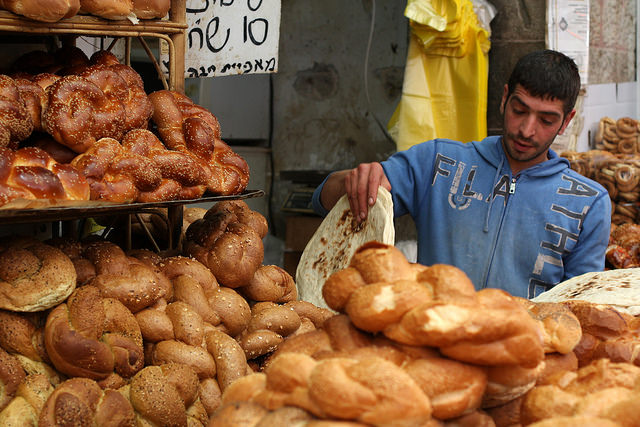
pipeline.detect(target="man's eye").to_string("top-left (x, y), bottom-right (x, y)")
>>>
top-left (513, 109), bottom-right (524, 115)
top-left (541, 118), bottom-right (553, 125)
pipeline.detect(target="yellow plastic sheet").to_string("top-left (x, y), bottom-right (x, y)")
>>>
top-left (389, 0), bottom-right (490, 151)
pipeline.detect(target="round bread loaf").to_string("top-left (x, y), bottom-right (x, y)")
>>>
top-left (0, 238), bottom-right (76, 312)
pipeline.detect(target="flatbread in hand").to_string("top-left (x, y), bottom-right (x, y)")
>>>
top-left (295, 187), bottom-right (395, 310)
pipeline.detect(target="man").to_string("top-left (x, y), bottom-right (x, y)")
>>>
top-left (311, 50), bottom-right (611, 299)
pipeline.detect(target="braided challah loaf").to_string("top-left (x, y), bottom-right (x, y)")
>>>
top-left (239, 265), bottom-right (298, 303)
top-left (132, 0), bottom-right (169, 19)
top-left (148, 89), bottom-right (250, 195)
top-left (70, 137), bottom-right (161, 202)
top-left (521, 358), bottom-right (640, 425)
top-left (80, 240), bottom-right (170, 312)
top-left (87, 51), bottom-right (154, 132)
top-left (44, 285), bottom-right (144, 381)
top-left (323, 241), bottom-right (545, 368)
top-left (222, 352), bottom-right (434, 425)
top-left (0, 348), bottom-right (25, 412)
top-left (0, 146), bottom-right (90, 206)
top-left (122, 129), bottom-right (208, 201)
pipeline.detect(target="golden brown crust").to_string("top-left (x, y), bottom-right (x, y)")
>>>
top-left (122, 129), bottom-right (208, 201)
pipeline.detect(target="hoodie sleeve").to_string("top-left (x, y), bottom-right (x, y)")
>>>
top-left (382, 141), bottom-right (438, 218)
top-left (561, 192), bottom-right (612, 280)
top-left (311, 174), bottom-right (331, 217)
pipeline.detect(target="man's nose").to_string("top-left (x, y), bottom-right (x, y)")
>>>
top-left (520, 115), bottom-right (536, 138)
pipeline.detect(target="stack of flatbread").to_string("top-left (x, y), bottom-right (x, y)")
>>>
top-left (295, 187), bottom-right (395, 310)
top-left (532, 268), bottom-right (640, 315)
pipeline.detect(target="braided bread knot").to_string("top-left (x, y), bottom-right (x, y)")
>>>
top-left (323, 242), bottom-right (546, 367)
top-left (148, 90), bottom-right (250, 195)
top-left (185, 201), bottom-right (267, 288)
top-left (42, 75), bottom-right (126, 153)
top-left (43, 285), bottom-right (144, 381)
top-left (70, 137), bottom-right (162, 202)
top-left (87, 51), bottom-right (154, 132)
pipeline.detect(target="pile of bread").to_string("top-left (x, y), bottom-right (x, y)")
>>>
top-left (0, 47), bottom-right (249, 208)
top-left (561, 148), bottom-right (640, 225)
top-left (1, 202), bottom-right (639, 426)
top-left (594, 117), bottom-right (640, 155)
top-left (0, 0), bottom-right (171, 22)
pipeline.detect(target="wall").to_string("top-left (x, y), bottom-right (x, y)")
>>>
top-left (269, 0), bottom-right (409, 238)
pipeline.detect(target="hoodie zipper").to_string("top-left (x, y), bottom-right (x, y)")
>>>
top-left (483, 175), bottom-right (518, 287)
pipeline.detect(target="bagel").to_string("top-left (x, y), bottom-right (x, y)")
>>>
top-left (617, 138), bottom-right (637, 154)
top-left (616, 117), bottom-right (638, 138)
top-left (614, 164), bottom-right (639, 193)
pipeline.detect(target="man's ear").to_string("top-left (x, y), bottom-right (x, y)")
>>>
top-left (558, 109), bottom-right (576, 135)
top-left (500, 84), bottom-right (508, 114)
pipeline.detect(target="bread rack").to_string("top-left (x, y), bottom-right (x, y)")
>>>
top-left (0, 1), bottom-right (265, 251)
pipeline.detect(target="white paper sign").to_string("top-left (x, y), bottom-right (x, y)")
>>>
top-left (546, 0), bottom-right (589, 84)
top-left (162, 0), bottom-right (280, 78)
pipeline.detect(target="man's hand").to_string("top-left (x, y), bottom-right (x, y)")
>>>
top-left (345, 162), bottom-right (391, 222)
top-left (319, 163), bottom-right (391, 222)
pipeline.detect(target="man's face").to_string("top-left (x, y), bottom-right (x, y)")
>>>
top-left (500, 84), bottom-right (575, 175)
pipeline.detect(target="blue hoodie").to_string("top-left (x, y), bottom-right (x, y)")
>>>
top-left (312, 136), bottom-right (611, 298)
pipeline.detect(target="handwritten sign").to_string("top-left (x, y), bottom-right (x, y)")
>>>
top-left (547, 0), bottom-right (589, 84)
top-left (162, 0), bottom-right (280, 78)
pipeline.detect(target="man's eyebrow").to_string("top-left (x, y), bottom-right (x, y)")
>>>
top-left (510, 95), bottom-right (562, 118)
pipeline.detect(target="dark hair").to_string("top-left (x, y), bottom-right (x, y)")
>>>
top-left (506, 49), bottom-right (581, 117)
